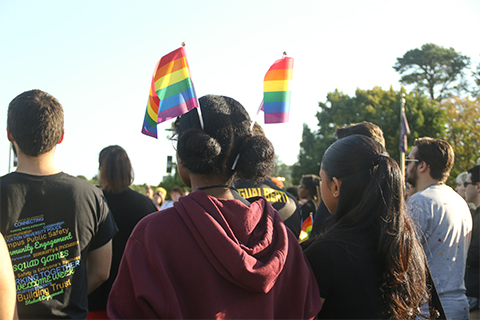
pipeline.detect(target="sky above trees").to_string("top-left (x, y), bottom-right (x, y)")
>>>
top-left (1, 0), bottom-right (479, 185)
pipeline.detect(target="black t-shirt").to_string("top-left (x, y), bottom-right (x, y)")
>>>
top-left (234, 179), bottom-right (302, 238)
top-left (466, 207), bottom-right (480, 299)
top-left (88, 187), bottom-right (157, 311)
top-left (1, 172), bottom-right (118, 319)
top-left (301, 199), bottom-right (317, 222)
top-left (304, 236), bottom-right (387, 319)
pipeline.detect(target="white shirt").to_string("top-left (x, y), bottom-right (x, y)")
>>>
top-left (407, 183), bottom-right (472, 320)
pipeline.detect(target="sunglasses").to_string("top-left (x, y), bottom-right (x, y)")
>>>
top-left (464, 181), bottom-right (476, 188)
top-left (405, 157), bottom-right (419, 166)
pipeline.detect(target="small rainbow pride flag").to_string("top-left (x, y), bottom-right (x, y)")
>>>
top-left (142, 47), bottom-right (198, 138)
top-left (299, 214), bottom-right (313, 243)
top-left (263, 56), bottom-right (293, 123)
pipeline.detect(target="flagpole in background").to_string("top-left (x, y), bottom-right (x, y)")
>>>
top-left (399, 92), bottom-right (408, 178)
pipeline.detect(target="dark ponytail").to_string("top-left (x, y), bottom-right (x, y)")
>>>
top-left (321, 135), bottom-right (427, 319)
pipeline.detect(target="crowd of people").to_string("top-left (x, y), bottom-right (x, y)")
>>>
top-left (0, 89), bottom-right (478, 319)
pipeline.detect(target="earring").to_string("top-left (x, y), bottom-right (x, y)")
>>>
top-left (334, 192), bottom-right (338, 197)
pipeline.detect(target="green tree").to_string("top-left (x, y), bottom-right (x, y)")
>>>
top-left (441, 97), bottom-right (480, 186)
top-left (393, 43), bottom-right (470, 101)
top-left (472, 62), bottom-right (480, 97)
top-left (130, 183), bottom-right (148, 194)
top-left (273, 156), bottom-right (294, 188)
top-left (293, 87), bottom-right (448, 183)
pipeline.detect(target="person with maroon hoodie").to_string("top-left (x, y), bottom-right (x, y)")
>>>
top-left (107, 95), bottom-right (322, 319)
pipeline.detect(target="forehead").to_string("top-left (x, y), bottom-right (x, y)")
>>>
top-left (408, 146), bottom-right (418, 158)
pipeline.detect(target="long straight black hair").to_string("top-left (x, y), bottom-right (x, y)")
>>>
top-left (321, 135), bottom-right (427, 319)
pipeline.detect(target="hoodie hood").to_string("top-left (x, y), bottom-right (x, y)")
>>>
top-left (174, 190), bottom-right (288, 293)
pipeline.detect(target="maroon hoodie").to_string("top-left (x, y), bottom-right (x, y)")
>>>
top-left (107, 190), bottom-right (321, 319)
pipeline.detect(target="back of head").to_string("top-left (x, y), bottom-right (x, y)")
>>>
top-left (322, 135), bottom-right (400, 228)
top-left (468, 165), bottom-right (480, 184)
top-left (8, 89), bottom-right (64, 156)
top-left (335, 121), bottom-right (385, 147)
top-left (174, 95), bottom-right (275, 183)
top-left (414, 137), bottom-right (454, 182)
top-left (99, 145), bottom-right (133, 193)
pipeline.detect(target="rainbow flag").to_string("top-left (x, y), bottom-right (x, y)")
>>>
top-left (299, 214), bottom-right (313, 243)
top-left (142, 47), bottom-right (198, 138)
top-left (263, 56), bottom-right (293, 123)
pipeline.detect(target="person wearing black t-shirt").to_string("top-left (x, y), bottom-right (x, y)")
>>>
top-left (87, 146), bottom-right (157, 318)
top-left (1, 90), bottom-right (117, 319)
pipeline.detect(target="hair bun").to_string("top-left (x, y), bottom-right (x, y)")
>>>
top-left (235, 135), bottom-right (275, 184)
top-left (177, 128), bottom-right (222, 174)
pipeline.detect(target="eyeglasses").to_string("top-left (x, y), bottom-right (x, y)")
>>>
top-left (405, 157), bottom-right (419, 165)
top-left (464, 181), bottom-right (476, 188)
top-left (170, 134), bottom-right (178, 150)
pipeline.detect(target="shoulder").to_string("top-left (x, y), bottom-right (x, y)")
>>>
top-left (130, 207), bottom-right (180, 239)
top-left (304, 238), bottom-right (342, 260)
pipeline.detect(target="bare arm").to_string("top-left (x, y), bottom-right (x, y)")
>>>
top-left (87, 240), bottom-right (112, 294)
top-left (0, 234), bottom-right (17, 319)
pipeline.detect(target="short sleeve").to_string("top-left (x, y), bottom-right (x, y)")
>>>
top-left (406, 196), bottom-right (433, 244)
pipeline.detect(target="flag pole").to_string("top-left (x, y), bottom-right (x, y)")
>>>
top-left (182, 42), bottom-right (204, 130)
top-left (400, 92), bottom-right (406, 178)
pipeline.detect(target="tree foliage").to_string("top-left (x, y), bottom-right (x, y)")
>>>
top-left (393, 43), bottom-right (470, 101)
top-left (472, 62), bottom-right (480, 97)
top-left (292, 87), bottom-right (448, 183)
top-left (441, 97), bottom-right (480, 185)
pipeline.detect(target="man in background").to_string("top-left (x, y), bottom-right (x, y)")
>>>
top-left (1, 89), bottom-right (117, 319)
top-left (406, 137), bottom-right (472, 320)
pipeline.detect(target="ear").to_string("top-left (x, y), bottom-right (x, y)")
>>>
top-left (7, 126), bottom-right (14, 142)
top-left (417, 161), bottom-right (429, 174)
top-left (331, 177), bottom-right (342, 198)
top-left (57, 129), bottom-right (65, 145)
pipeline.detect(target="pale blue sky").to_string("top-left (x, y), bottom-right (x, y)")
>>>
top-left (1, 0), bottom-right (479, 185)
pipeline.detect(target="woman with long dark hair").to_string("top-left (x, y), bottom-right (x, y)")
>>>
top-left (298, 174), bottom-right (321, 222)
top-left (304, 135), bottom-right (428, 319)
top-left (87, 145), bottom-right (156, 319)
top-left (107, 95), bottom-right (322, 319)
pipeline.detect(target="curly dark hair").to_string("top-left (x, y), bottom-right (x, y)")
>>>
top-left (174, 95), bottom-right (275, 184)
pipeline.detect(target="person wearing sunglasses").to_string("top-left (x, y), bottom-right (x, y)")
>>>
top-left (405, 137), bottom-right (472, 320)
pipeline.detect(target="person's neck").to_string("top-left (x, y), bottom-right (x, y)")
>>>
top-left (473, 195), bottom-right (480, 209)
top-left (15, 150), bottom-right (60, 176)
top-left (190, 174), bottom-right (249, 205)
top-left (190, 175), bottom-right (234, 199)
top-left (416, 176), bottom-right (443, 192)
